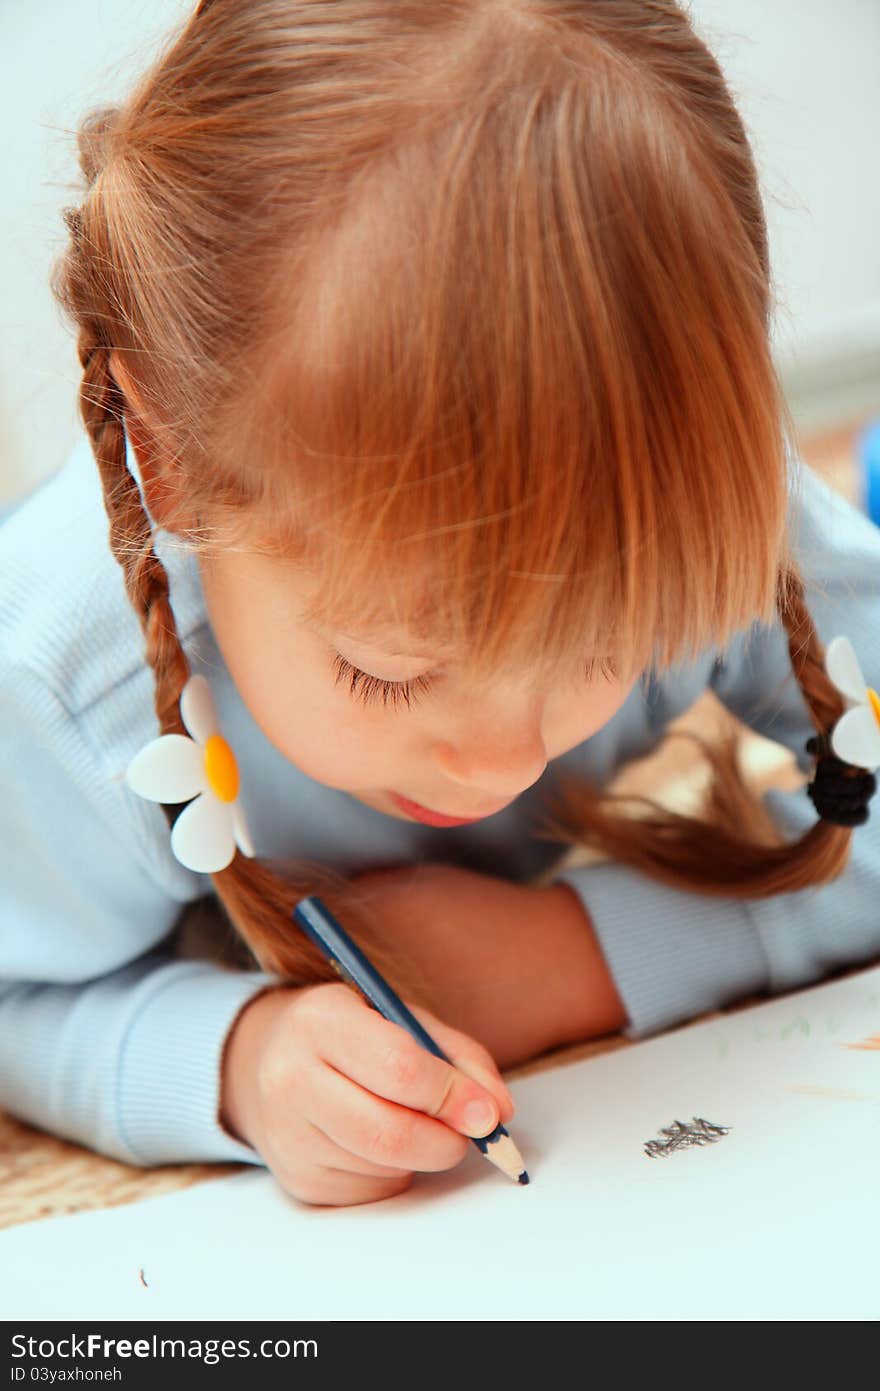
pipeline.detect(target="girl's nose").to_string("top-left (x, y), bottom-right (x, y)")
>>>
top-left (430, 693), bottom-right (548, 799)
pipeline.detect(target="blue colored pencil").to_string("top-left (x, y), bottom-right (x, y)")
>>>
top-left (292, 894), bottom-right (529, 1185)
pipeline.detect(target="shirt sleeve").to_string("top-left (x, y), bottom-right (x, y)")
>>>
top-left (552, 458), bottom-right (880, 1039)
top-left (0, 660), bottom-right (278, 1166)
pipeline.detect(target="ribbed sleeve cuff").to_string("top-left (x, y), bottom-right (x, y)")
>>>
top-left (116, 963), bottom-right (281, 1166)
top-left (551, 861), bottom-right (771, 1039)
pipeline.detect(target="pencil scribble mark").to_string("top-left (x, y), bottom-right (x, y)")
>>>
top-left (139, 1267), bottom-right (148, 1288)
top-left (841, 1032), bottom-right (880, 1051)
top-left (644, 1116), bottom-right (731, 1159)
top-left (780, 1016), bottom-right (810, 1039)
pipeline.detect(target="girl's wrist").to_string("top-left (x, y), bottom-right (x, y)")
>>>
top-left (536, 883), bottom-right (628, 1045)
top-left (346, 863), bottom-right (627, 1067)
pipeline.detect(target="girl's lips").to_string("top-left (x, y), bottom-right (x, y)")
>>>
top-left (388, 792), bottom-right (491, 826)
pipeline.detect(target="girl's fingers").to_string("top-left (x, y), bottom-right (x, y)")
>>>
top-left (301, 1114), bottom-right (410, 1180)
top-left (300, 1054), bottom-right (470, 1173)
top-left (303, 986), bottom-right (507, 1140)
top-left (293, 1165), bottom-right (414, 1208)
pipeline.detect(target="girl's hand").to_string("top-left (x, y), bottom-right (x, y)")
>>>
top-left (219, 981), bottom-right (515, 1208)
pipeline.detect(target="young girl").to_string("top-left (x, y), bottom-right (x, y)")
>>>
top-left (3, 0), bottom-right (880, 1210)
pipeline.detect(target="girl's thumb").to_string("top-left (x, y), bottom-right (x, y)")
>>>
top-left (447, 1054), bottom-right (515, 1116)
top-left (407, 1002), bottom-right (516, 1115)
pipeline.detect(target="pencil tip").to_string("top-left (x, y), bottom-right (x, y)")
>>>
top-left (518, 1171), bottom-right (530, 1185)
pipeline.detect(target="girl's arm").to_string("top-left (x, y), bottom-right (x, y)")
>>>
top-left (553, 456), bottom-right (880, 1044)
top-left (349, 863), bottom-right (627, 1070)
top-left (0, 660), bottom-right (278, 1168)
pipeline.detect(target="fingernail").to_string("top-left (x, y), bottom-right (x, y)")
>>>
top-left (457, 1058), bottom-right (511, 1104)
top-left (462, 1099), bottom-right (497, 1136)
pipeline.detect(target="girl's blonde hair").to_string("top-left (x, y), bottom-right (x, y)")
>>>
top-left (52, 0), bottom-right (856, 998)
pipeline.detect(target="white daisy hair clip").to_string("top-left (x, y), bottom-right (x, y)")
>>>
top-left (805, 635), bottom-right (879, 828)
top-left (125, 673), bottom-right (256, 873)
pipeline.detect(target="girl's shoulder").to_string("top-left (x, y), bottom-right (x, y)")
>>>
top-left (785, 447), bottom-right (880, 559)
top-left (0, 433), bottom-right (208, 716)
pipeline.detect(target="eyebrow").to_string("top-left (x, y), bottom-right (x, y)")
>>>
top-left (306, 616), bottom-right (454, 660)
top-left (336, 628), bottom-right (454, 660)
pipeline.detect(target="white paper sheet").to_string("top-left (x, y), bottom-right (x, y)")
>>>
top-left (2, 965), bottom-right (879, 1321)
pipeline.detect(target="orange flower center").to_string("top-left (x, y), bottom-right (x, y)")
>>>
top-left (203, 734), bottom-right (239, 803)
top-left (869, 687), bottom-right (880, 729)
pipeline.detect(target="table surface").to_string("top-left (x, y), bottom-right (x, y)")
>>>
top-left (2, 423), bottom-right (875, 1233)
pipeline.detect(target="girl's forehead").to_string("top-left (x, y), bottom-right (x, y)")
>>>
top-left (309, 610), bottom-right (468, 664)
top-left (293, 565), bottom-right (458, 652)
top-left (329, 623), bottom-right (456, 659)
top-left (237, 539), bottom-right (646, 686)
top-left (295, 573), bottom-right (569, 674)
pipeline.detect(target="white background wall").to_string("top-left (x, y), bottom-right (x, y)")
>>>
top-left (2, 0), bottom-right (878, 505)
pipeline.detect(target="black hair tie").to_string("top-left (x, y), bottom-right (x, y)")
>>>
top-left (805, 732), bottom-right (877, 827)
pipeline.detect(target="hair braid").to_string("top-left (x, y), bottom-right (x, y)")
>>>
top-left (60, 208), bottom-right (424, 994)
top-left (776, 566), bottom-right (848, 735)
top-left (79, 339), bottom-right (192, 752)
top-left (538, 560), bottom-right (856, 896)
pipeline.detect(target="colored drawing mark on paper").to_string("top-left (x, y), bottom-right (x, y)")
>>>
top-left (643, 1117), bottom-right (731, 1159)
top-left (786, 1085), bottom-right (873, 1102)
top-left (780, 1015), bottom-right (810, 1039)
top-left (842, 1032), bottom-right (880, 1051)
top-left (752, 1016), bottom-right (812, 1043)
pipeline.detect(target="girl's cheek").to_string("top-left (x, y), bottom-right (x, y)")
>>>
top-left (278, 702), bottom-right (403, 782)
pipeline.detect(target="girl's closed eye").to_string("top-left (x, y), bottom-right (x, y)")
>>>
top-left (331, 651), bottom-right (436, 710)
top-left (331, 651), bottom-right (619, 712)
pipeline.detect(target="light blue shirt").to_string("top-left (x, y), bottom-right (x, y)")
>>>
top-left (3, 431), bottom-right (880, 1168)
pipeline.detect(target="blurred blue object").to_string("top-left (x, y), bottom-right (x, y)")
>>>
top-left (859, 418), bottom-right (880, 526)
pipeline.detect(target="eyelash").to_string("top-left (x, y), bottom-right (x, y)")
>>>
top-left (331, 652), bottom-right (618, 711)
top-left (332, 653), bottom-right (436, 710)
